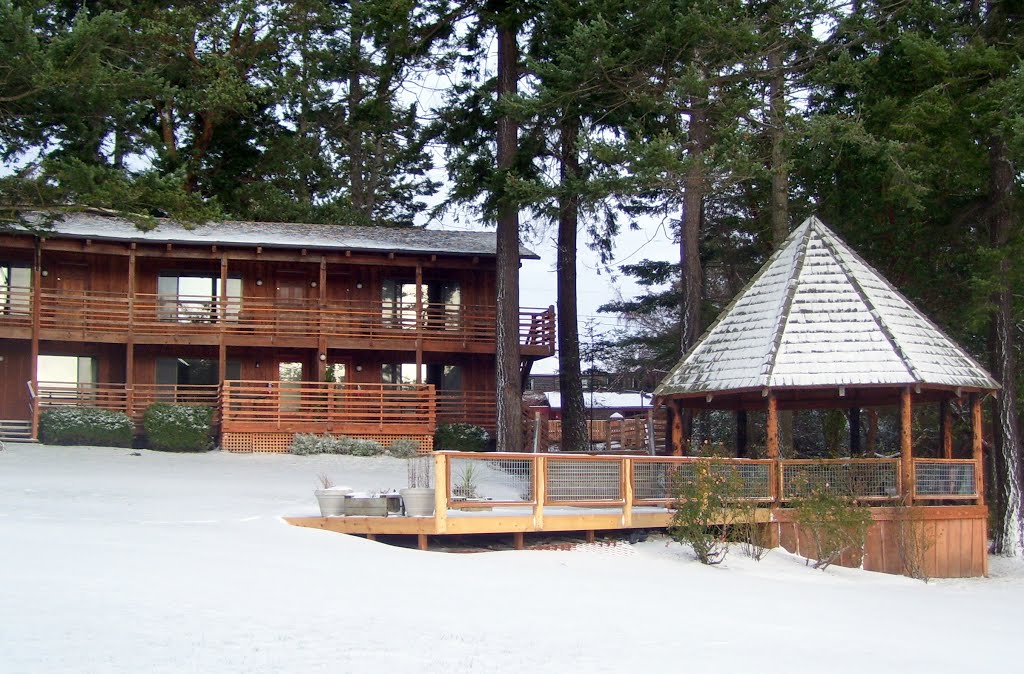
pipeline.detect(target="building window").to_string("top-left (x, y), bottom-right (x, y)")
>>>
top-left (427, 364), bottom-right (462, 391)
top-left (37, 355), bottom-right (96, 388)
top-left (156, 357), bottom-right (240, 388)
top-left (157, 274), bottom-right (241, 323)
top-left (382, 363), bottom-right (425, 385)
top-left (325, 363), bottom-right (347, 384)
top-left (382, 279), bottom-right (460, 329)
top-left (1, 263), bottom-right (31, 316)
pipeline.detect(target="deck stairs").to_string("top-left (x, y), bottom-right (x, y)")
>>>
top-left (0, 419), bottom-right (34, 443)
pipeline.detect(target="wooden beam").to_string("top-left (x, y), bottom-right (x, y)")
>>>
top-left (971, 395), bottom-right (984, 506)
top-left (30, 240), bottom-right (42, 440)
top-left (417, 533), bottom-right (428, 551)
top-left (512, 532), bottom-right (524, 550)
top-left (901, 387), bottom-right (914, 501)
top-left (433, 452), bottom-right (448, 534)
top-left (532, 455), bottom-right (546, 530)
top-left (622, 457), bottom-right (634, 528)
top-left (766, 392), bottom-right (779, 459)
top-left (736, 409), bottom-right (748, 458)
top-left (669, 400), bottom-right (684, 456)
top-left (414, 263), bottom-right (423, 383)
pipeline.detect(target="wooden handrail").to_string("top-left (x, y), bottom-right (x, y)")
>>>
top-left (31, 288), bottom-right (555, 349)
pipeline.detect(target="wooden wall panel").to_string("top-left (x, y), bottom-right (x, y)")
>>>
top-left (0, 341), bottom-right (33, 418)
top-left (774, 506), bottom-right (987, 578)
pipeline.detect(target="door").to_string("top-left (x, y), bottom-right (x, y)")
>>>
top-left (275, 272), bottom-right (309, 334)
top-left (54, 263), bottom-right (89, 326)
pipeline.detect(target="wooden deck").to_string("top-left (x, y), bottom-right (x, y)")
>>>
top-left (286, 451), bottom-right (989, 577)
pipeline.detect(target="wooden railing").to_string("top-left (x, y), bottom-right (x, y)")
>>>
top-left (221, 380), bottom-right (436, 434)
top-left (1, 286), bottom-right (32, 327)
top-left (19, 288), bottom-right (555, 352)
top-left (36, 382), bottom-right (220, 422)
top-left (436, 390), bottom-right (496, 429)
top-left (548, 418), bottom-right (662, 451)
top-left (427, 453), bottom-right (980, 526)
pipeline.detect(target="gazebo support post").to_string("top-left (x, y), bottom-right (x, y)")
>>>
top-left (669, 400), bottom-right (684, 456)
top-left (940, 399), bottom-right (953, 459)
top-left (971, 394), bottom-right (984, 506)
top-left (766, 393), bottom-right (779, 459)
top-left (901, 387), bottom-right (914, 502)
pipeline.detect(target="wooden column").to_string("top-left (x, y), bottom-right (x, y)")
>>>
top-left (433, 452), bottom-right (448, 533)
top-left (414, 263), bottom-right (423, 383)
top-left (971, 394), bottom-right (984, 505)
top-left (126, 246), bottom-right (136, 419)
top-left (765, 393), bottom-right (779, 459)
top-left (317, 257), bottom-right (327, 382)
top-left (900, 387), bottom-right (914, 501)
top-left (30, 240), bottom-right (42, 440)
top-left (669, 400), bottom-right (684, 456)
top-left (218, 255), bottom-right (228, 385)
top-left (622, 457), bottom-right (634, 528)
top-left (940, 399), bottom-right (953, 459)
top-left (532, 454), bottom-right (546, 530)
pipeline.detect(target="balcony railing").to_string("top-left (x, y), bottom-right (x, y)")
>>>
top-left (24, 288), bottom-right (554, 352)
top-left (36, 382), bottom-right (220, 423)
top-left (221, 380), bottom-right (436, 434)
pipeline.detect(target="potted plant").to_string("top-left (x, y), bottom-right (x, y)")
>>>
top-left (400, 457), bottom-right (435, 517)
top-left (314, 474), bottom-right (352, 516)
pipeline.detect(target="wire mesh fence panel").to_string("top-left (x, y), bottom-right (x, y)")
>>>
top-left (448, 455), bottom-right (534, 503)
top-left (781, 460), bottom-right (899, 501)
top-left (914, 460), bottom-right (977, 498)
top-left (632, 460), bottom-right (772, 503)
top-left (546, 459), bottom-right (623, 503)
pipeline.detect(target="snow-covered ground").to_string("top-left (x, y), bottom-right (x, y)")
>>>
top-left (1, 444), bottom-right (1020, 673)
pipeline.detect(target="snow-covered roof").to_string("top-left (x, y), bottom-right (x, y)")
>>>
top-left (545, 391), bottom-right (654, 410)
top-left (656, 216), bottom-right (999, 397)
top-left (19, 211), bottom-right (539, 259)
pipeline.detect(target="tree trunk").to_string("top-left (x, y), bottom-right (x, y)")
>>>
top-left (680, 105), bottom-right (706, 352)
top-left (348, 3), bottom-right (367, 214)
top-left (988, 135), bottom-right (1022, 555)
top-left (769, 48), bottom-right (788, 247)
top-left (494, 13), bottom-right (522, 452)
top-left (556, 116), bottom-right (588, 452)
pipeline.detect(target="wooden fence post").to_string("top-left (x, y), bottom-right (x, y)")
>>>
top-left (971, 395), bottom-right (984, 505)
top-left (434, 452), bottom-right (448, 534)
top-left (901, 387), bottom-right (914, 501)
top-left (533, 455), bottom-right (546, 530)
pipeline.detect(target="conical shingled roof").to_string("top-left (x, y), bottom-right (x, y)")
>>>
top-left (655, 216), bottom-right (999, 397)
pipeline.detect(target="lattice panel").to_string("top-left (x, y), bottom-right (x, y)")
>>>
top-left (449, 456), bottom-right (534, 502)
top-left (546, 459), bottom-right (622, 502)
top-left (781, 460), bottom-right (898, 501)
top-left (914, 461), bottom-right (977, 498)
top-left (221, 432), bottom-right (433, 454)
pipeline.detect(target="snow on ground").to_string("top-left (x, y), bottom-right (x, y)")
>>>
top-left (1, 444), bottom-right (1021, 673)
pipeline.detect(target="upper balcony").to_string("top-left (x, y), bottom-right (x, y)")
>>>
top-left (4, 288), bottom-right (556, 357)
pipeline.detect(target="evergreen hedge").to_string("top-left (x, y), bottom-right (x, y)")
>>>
top-left (433, 422), bottom-right (490, 452)
top-left (39, 407), bottom-right (134, 447)
top-left (143, 403), bottom-right (215, 452)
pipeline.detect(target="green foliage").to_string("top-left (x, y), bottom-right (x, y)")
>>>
top-left (668, 459), bottom-right (748, 565)
top-left (288, 434), bottom-right (385, 457)
top-left (387, 438), bottom-right (421, 458)
top-left (791, 488), bottom-right (873, 570)
top-left (433, 423), bottom-right (490, 452)
top-left (142, 403), bottom-right (214, 452)
top-left (39, 407), bottom-right (134, 448)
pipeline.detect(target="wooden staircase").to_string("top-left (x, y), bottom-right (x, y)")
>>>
top-left (0, 419), bottom-right (34, 443)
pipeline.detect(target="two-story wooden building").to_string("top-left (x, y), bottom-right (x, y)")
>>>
top-left (0, 211), bottom-right (555, 451)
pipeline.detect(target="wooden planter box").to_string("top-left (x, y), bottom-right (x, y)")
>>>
top-left (344, 496), bottom-right (389, 517)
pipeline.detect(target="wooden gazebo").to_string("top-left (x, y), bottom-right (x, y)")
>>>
top-left (654, 217), bottom-right (998, 575)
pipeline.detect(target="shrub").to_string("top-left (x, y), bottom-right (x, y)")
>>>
top-left (39, 407), bottom-right (134, 448)
top-left (387, 438), bottom-right (421, 458)
top-left (287, 433), bottom-right (385, 456)
top-left (791, 488), bottom-right (873, 570)
top-left (143, 404), bottom-right (214, 452)
top-left (669, 459), bottom-right (749, 565)
top-left (434, 422), bottom-right (489, 452)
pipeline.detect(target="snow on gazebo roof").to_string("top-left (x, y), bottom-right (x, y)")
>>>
top-left (655, 216), bottom-right (999, 398)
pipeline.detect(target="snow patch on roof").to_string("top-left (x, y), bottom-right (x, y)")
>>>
top-left (21, 211), bottom-right (538, 259)
top-left (656, 216), bottom-right (999, 396)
